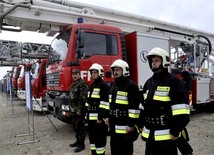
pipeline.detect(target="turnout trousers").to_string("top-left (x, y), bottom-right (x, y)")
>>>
top-left (145, 140), bottom-right (178, 155)
top-left (110, 133), bottom-right (134, 155)
top-left (88, 120), bottom-right (108, 155)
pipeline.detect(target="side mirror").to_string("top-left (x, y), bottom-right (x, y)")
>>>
top-left (76, 29), bottom-right (85, 48)
top-left (76, 49), bottom-right (85, 58)
top-left (105, 70), bottom-right (112, 78)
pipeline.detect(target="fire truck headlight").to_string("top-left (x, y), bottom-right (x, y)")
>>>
top-left (61, 105), bottom-right (70, 111)
top-left (55, 92), bottom-right (62, 96)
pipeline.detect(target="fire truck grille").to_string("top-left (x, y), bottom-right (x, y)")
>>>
top-left (46, 72), bottom-right (60, 86)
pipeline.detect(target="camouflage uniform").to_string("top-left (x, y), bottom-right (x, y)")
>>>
top-left (69, 78), bottom-right (88, 146)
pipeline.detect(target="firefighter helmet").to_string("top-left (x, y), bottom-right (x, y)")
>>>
top-left (147, 47), bottom-right (170, 68)
top-left (111, 59), bottom-right (130, 77)
top-left (89, 63), bottom-right (104, 77)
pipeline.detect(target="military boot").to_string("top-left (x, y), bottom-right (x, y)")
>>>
top-left (74, 144), bottom-right (85, 152)
top-left (74, 140), bottom-right (85, 153)
top-left (69, 140), bottom-right (79, 147)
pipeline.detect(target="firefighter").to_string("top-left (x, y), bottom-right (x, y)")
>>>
top-left (86, 63), bottom-right (109, 155)
top-left (107, 59), bottom-right (140, 155)
top-left (139, 47), bottom-right (191, 155)
top-left (69, 68), bottom-right (88, 153)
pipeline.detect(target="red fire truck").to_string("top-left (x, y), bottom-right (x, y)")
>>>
top-left (31, 59), bottom-right (48, 111)
top-left (46, 23), bottom-right (214, 123)
top-left (11, 65), bottom-right (22, 96)
top-left (17, 64), bottom-right (32, 100)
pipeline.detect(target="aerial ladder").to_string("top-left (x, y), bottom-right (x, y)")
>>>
top-left (0, 40), bottom-right (50, 66)
top-left (0, 1), bottom-right (214, 41)
top-left (1, 0), bottom-right (214, 66)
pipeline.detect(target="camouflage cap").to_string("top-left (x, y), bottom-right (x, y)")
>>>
top-left (72, 69), bottom-right (80, 73)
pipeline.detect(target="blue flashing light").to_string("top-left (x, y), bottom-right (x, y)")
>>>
top-left (77, 17), bottom-right (84, 23)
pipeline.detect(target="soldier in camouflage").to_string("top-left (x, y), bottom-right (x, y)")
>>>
top-left (69, 69), bottom-right (88, 153)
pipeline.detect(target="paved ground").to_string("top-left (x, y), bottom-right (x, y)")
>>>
top-left (0, 92), bottom-right (214, 155)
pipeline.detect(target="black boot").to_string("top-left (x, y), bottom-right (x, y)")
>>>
top-left (91, 150), bottom-right (97, 155)
top-left (69, 141), bottom-right (79, 147)
top-left (74, 145), bottom-right (85, 152)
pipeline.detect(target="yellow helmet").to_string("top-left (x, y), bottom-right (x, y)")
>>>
top-left (147, 47), bottom-right (170, 68)
top-left (89, 63), bottom-right (104, 77)
top-left (111, 59), bottom-right (130, 77)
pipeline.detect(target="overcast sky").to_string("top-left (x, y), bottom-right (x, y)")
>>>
top-left (0, 0), bottom-right (214, 79)
top-left (73, 0), bottom-right (214, 33)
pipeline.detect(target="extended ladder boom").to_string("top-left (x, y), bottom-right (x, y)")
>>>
top-left (1, 0), bottom-right (214, 68)
top-left (0, 40), bottom-right (50, 66)
top-left (1, 0), bottom-right (214, 46)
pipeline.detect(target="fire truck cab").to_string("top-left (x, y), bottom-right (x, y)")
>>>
top-left (31, 59), bottom-right (48, 111)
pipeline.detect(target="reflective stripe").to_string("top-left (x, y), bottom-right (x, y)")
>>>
top-left (115, 91), bottom-right (128, 105)
top-left (91, 88), bottom-right (100, 98)
top-left (87, 91), bottom-right (90, 98)
top-left (85, 102), bottom-right (89, 107)
top-left (109, 94), bottom-right (112, 103)
top-left (94, 88), bottom-right (100, 92)
top-left (128, 109), bottom-right (140, 118)
top-left (99, 101), bottom-right (110, 110)
top-left (157, 86), bottom-right (170, 91)
top-left (172, 104), bottom-right (190, 115)
top-left (115, 95), bottom-right (128, 104)
top-left (181, 130), bottom-right (187, 140)
top-left (154, 129), bottom-right (171, 141)
top-left (152, 86), bottom-right (171, 101)
top-left (115, 125), bottom-right (127, 134)
top-left (172, 104), bottom-right (190, 110)
top-left (142, 126), bottom-right (150, 138)
top-left (91, 94), bottom-right (100, 98)
top-left (144, 94), bottom-right (147, 99)
top-left (117, 95), bottom-right (128, 100)
top-left (155, 91), bottom-right (169, 96)
top-left (144, 90), bottom-right (149, 100)
top-left (89, 113), bottom-right (98, 120)
top-left (115, 99), bottom-right (128, 105)
top-left (139, 104), bottom-right (144, 110)
top-left (134, 125), bottom-right (140, 133)
top-left (142, 127), bottom-right (172, 141)
top-left (109, 91), bottom-right (129, 105)
top-left (117, 91), bottom-right (128, 96)
top-left (153, 95), bottom-right (171, 101)
top-left (90, 144), bottom-right (96, 150)
top-left (96, 146), bottom-right (106, 154)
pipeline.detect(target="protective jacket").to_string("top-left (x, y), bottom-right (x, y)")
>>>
top-left (109, 76), bottom-right (140, 137)
top-left (139, 71), bottom-right (190, 141)
top-left (86, 77), bottom-right (109, 121)
top-left (86, 77), bottom-right (109, 155)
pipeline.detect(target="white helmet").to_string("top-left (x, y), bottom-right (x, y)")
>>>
top-left (89, 63), bottom-right (104, 77)
top-left (147, 47), bottom-right (170, 68)
top-left (111, 59), bottom-right (130, 77)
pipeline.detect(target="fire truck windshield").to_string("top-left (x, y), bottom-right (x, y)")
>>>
top-left (48, 28), bottom-right (71, 63)
top-left (19, 66), bottom-right (24, 78)
top-left (31, 62), bottom-right (39, 79)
